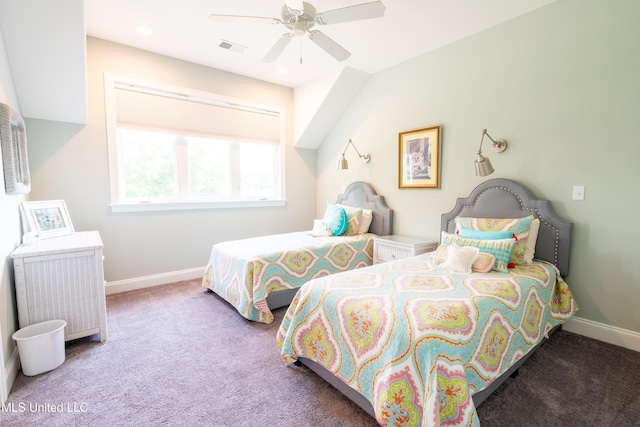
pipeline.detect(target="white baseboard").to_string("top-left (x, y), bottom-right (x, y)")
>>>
top-left (105, 267), bottom-right (205, 295)
top-left (3, 347), bottom-right (20, 402)
top-left (563, 316), bottom-right (640, 353)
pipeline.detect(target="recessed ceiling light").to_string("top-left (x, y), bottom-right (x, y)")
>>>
top-left (278, 67), bottom-right (289, 75)
top-left (135, 25), bottom-right (152, 36)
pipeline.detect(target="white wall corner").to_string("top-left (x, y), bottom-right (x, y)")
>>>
top-left (293, 66), bottom-right (370, 149)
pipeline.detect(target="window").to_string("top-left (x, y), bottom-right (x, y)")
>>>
top-left (104, 74), bottom-right (285, 212)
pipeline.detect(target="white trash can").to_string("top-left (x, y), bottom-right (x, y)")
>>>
top-left (12, 319), bottom-right (67, 376)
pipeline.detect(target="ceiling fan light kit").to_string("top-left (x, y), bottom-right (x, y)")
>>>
top-left (210, 1), bottom-right (385, 63)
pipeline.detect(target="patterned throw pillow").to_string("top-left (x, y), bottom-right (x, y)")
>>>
top-left (323, 205), bottom-right (348, 236)
top-left (441, 232), bottom-right (516, 272)
top-left (454, 216), bottom-right (534, 266)
top-left (523, 219), bottom-right (540, 264)
top-left (471, 252), bottom-right (496, 273)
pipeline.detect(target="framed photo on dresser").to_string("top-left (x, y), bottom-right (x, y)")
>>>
top-left (20, 200), bottom-right (75, 239)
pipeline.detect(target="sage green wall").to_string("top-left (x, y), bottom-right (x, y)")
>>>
top-left (26, 37), bottom-right (317, 282)
top-left (317, 0), bottom-right (639, 333)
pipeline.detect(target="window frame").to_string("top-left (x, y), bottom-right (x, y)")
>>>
top-left (103, 73), bottom-right (287, 213)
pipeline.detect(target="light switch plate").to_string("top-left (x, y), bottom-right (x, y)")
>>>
top-left (572, 185), bottom-right (585, 200)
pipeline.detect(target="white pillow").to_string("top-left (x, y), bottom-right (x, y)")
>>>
top-left (442, 244), bottom-right (480, 273)
top-left (311, 219), bottom-right (330, 237)
top-left (357, 208), bottom-right (373, 234)
top-left (434, 244), bottom-right (496, 273)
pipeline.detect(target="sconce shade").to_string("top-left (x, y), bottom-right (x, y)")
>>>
top-left (475, 129), bottom-right (505, 176)
top-left (339, 156), bottom-right (349, 170)
top-left (475, 154), bottom-right (494, 176)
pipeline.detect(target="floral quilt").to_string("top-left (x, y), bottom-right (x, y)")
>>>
top-left (277, 252), bottom-right (578, 426)
top-left (202, 231), bottom-right (376, 323)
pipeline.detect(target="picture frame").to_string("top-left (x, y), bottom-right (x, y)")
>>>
top-left (1, 102), bottom-right (31, 195)
top-left (398, 125), bottom-right (441, 189)
top-left (20, 200), bottom-right (75, 239)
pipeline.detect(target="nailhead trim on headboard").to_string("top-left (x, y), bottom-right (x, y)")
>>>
top-left (441, 179), bottom-right (572, 277)
top-left (455, 185), bottom-right (561, 267)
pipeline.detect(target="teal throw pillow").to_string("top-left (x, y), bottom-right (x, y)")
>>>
top-left (457, 229), bottom-right (513, 240)
top-left (323, 205), bottom-right (348, 236)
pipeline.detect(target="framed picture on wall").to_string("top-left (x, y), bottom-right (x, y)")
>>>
top-left (20, 200), bottom-right (75, 239)
top-left (398, 125), bottom-right (441, 189)
top-left (1, 103), bottom-right (31, 195)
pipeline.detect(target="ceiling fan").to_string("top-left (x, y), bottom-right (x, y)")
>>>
top-left (209, 0), bottom-right (385, 63)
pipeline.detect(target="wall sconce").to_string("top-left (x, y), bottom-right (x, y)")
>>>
top-left (338, 139), bottom-right (371, 170)
top-left (475, 129), bottom-right (507, 176)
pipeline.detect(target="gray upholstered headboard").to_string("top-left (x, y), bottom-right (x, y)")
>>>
top-left (441, 178), bottom-right (573, 277)
top-left (335, 181), bottom-right (393, 236)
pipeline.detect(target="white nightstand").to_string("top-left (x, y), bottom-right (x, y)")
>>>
top-left (373, 235), bottom-right (438, 264)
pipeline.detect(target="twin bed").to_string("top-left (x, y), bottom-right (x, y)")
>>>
top-left (202, 181), bottom-right (393, 323)
top-left (276, 178), bottom-right (577, 427)
top-left (203, 178), bottom-right (578, 427)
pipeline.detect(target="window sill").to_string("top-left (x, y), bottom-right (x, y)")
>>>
top-left (109, 199), bottom-right (287, 213)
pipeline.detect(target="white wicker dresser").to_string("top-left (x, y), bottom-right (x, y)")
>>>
top-left (11, 231), bottom-right (108, 342)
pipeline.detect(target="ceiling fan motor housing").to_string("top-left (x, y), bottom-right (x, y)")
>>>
top-left (210, 1), bottom-right (385, 62)
top-left (281, 2), bottom-right (317, 35)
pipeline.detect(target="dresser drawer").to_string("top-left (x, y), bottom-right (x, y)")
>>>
top-left (373, 236), bottom-right (438, 264)
top-left (375, 245), bottom-right (413, 262)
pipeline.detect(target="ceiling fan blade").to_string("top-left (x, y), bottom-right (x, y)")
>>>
top-left (209, 14), bottom-right (281, 25)
top-left (308, 30), bottom-right (351, 61)
top-left (316, 1), bottom-right (385, 25)
top-left (263, 33), bottom-right (295, 62)
top-left (285, 0), bottom-right (304, 12)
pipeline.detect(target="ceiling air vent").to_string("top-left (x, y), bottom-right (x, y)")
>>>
top-left (218, 40), bottom-right (246, 54)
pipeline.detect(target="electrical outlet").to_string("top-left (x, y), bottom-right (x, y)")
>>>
top-left (572, 185), bottom-right (585, 201)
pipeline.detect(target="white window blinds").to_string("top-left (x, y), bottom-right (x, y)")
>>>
top-left (114, 85), bottom-right (280, 143)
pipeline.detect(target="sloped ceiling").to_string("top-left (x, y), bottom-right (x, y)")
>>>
top-left (0, 0), bottom-right (557, 146)
top-left (0, 0), bottom-right (87, 124)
